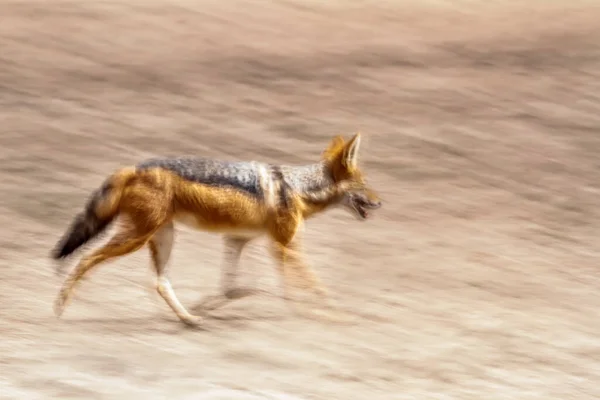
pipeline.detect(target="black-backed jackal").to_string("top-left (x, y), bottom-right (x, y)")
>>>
top-left (51, 133), bottom-right (382, 326)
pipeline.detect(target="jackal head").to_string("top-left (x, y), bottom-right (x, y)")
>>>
top-left (323, 133), bottom-right (382, 220)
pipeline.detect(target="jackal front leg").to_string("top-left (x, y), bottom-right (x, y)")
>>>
top-left (192, 236), bottom-right (265, 314)
top-left (273, 240), bottom-right (330, 307)
top-left (274, 240), bottom-right (355, 324)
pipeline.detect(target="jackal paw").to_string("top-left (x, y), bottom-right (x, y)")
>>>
top-left (312, 285), bottom-right (329, 298)
top-left (286, 299), bottom-right (353, 324)
top-left (178, 313), bottom-right (204, 327)
top-left (193, 287), bottom-right (265, 313)
top-left (53, 290), bottom-right (70, 318)
top-left (224, 287), bottom-right (264, 300)
top-left (192, 294), bottom-right (224, 313)
top-left (294, 281), bottom-right (329, 300)
top-left (308, 307), bottom-right (356, 324)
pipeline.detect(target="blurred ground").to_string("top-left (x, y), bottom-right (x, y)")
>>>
top-left (1, 1), bottom-right (600, 399)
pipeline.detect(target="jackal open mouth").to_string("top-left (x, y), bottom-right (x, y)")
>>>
top-left (351, 194), bottom-right (382, 219)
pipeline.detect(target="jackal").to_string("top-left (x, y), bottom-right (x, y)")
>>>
top-left (51, 133), bottom-right (381, 326)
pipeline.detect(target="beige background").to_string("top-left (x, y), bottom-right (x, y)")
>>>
top-left (1, 1), bottom-right (599, 399)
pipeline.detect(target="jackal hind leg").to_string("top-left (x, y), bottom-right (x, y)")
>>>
top-left (149, 221), bottom-right (203, 327)
top-left (54, 223), bottom-right (154, 318)
top-left (192, 236), bottom-right (265, 314)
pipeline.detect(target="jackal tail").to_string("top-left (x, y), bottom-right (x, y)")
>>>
top-left (51, 167), bottom-right (137, 260)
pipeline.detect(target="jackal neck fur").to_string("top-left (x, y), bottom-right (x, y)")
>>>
top-left (279, 162), bottom-right (332, 193)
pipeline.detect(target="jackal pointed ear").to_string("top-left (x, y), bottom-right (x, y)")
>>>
top-left (322, 135), bottom-right (346, 161)
top-left (342, 133), bottom-right (361, 170)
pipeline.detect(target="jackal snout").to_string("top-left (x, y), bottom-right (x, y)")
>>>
top-left (338, 186), bottom-right (381, 220)
top-left (349, 190), bottom-right (382, 219)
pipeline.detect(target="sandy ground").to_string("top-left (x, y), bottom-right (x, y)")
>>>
top-left (1, 1), bottom-right (600, 399)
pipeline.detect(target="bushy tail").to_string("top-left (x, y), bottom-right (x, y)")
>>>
top-left (51, 167), bottom-right (136, 260)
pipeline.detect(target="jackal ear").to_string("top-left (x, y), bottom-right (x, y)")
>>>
top-left (342, 133), bottom-right (361, 170)
top-left (322, 135), bottom-right (346, 161)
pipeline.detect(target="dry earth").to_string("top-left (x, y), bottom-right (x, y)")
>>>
top-left (1, 1), bottom-right (600, 399)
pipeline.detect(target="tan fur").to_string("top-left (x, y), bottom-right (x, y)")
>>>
top-left (94, 167), bottom-right (137, 221)
top-left (53, 133), bottom-right (381, 326)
